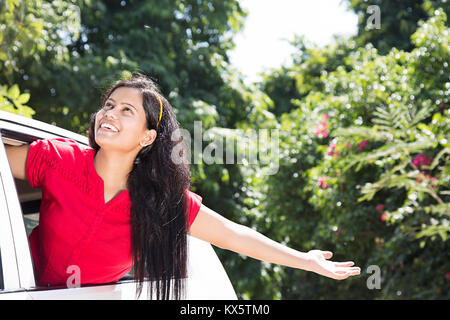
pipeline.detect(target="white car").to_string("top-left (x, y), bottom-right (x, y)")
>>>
top-left (0, 110), bottom-right (237, 300)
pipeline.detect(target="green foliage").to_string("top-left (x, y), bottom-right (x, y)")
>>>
top-left (347, 0), bottom-right (450, 54)
top-left (0, 0), bottom-right (83, 117)
top-left (0, 83), bottom-right (35, 117)
top-left (260, 35), bottom-right (358, 117)
top-left (0, 0), bottom-right (81, 80)
top-left (240, 9), bottom-right (450, 299)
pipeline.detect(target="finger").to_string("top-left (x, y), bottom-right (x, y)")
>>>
top-left (335, 270), bottom-right (349, 274)
top-left (334, 261), bottom-right (355, 267)
top-left (333, 271), bottom-right (350, 280)
top-left (349, 267), bottom-right (361, 275)
top-left (340, 267), bottom-right (361, 276)
top-left (336, 266), bottom-right (361, 273)
top-left (322, 251), bottom-right (333, 259)
top-left (333, 267), bottom-right (360, 279)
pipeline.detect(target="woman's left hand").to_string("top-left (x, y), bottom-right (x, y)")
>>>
top-left (305, 250), bottom-right (361, 280)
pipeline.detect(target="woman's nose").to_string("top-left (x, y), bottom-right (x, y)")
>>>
top-left (104, 108), bottom-right (118, 120)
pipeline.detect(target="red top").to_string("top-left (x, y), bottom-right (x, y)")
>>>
top-left (26, 138), bottom-right (202, 287)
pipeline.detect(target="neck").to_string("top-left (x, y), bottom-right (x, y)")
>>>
top-left (94, 148), bottom-right (136, 190)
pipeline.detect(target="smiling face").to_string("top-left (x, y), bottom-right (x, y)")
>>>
top-left (94, 86), bottom-right (157, 154)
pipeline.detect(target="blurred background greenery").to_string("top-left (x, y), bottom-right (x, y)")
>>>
top-left (1, 0), bottom-right (449, 299)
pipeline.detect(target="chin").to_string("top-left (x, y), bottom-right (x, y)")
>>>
top-left (95, 131), bottom-right (119, 149)
top-left (95, 132), bottom-right (136, 154)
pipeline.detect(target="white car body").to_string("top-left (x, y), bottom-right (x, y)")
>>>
top-left (0, 110), bottom-right (237, 300)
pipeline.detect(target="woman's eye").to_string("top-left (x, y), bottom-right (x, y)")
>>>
top-left (102, 103), bottom-right (132, 113)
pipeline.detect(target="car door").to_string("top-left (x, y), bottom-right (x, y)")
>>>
top-left (0, 136), bottom-right (33, 299)
top-left (25, 235), bottom-right (237, 300)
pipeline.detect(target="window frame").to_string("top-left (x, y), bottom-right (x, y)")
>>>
top-left (0, 111), bottom-right (89, 293)
top-left (0, 127), bottom-right (138, 292)
top-left (0, 134), bottom-right (23, 292)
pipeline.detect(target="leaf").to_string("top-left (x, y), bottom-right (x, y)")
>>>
top-left (7, 84), bottom-right (20, 100)
top-left (428, 147), bottom-right (450, 170)
top-left (416, 225), bottom-right (450, 241)
top-left (439, 230), bottom-right (447, 242)
top-left (417, 123), bottom-right (433, 135)
top-left (335, 125), bottom-right (398, 142)
top-left (372, 104), bottom-right (404, 130)
top-left (28, 21), bottom-right (43, 33)
top-left (421, 203), bottom-right (450, 217)
top-left (16, 93), bottom-right (30, 104)
top-left (409, 104), bottom-right (435, 128)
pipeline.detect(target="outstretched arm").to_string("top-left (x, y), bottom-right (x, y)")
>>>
top-left (189, 204), bottom-right (360, 280)
top-left (5, 144), bottom-right (30, 180)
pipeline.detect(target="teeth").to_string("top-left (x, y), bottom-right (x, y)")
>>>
top-left (100, 123), bottom-right (119, 132)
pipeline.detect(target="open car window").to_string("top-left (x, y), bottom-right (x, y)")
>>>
top-left (1, 134), bottom-right (135, 288)
top-left (2, 137), bottom-right (41, 237)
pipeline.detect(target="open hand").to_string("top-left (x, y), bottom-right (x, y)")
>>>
top-left (306, 250), bottom-right (361, 280)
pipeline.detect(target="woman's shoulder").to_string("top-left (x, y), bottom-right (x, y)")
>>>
top-left (185, 189), bottom-right (202, 202)
top-left (26, 138), bottom-right (94, 188)
top-left (30, 137), bottom-right (92, 164)
top-left (185, 189), bottom-right (203, 227)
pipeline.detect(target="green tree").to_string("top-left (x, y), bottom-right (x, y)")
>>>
top-left (0, 0), bottom-right (78, 116)
top-left (244, 9), bottom-right (449, 299)
top-left (5, 0), bottom-right (248, 134)
top-left (259, 35), bottom-right (358, 117)
top-left (346, 0), bottom-right (450, 54)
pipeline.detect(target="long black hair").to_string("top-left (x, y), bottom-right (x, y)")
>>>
top-left (87, 73), bottom-right (192, 299)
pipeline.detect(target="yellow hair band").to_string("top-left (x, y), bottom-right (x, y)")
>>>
top-left (155, 93), bottom-right (163, 127)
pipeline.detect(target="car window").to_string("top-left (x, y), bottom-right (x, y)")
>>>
top-left (5, 139), bottom-right (134, 287)
top-left (14, 175), bottom-right (135, 284)
top-left (16, 177), bottom-right (41, 237)
top-left (13, 179), bottom-right (41, 238)
top-left (1, 137), bottom-right (47, 288)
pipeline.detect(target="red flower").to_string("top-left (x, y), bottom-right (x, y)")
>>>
top-left (357, 140), bottom-right (369, 152)
top-left (327, 143), bottom-right (340, 157)
top-left (327, 143), bottom-right (336, 155)
top-left (375, 204), bottom-right (384, 212)
top-left (345, 142), bottom-right (352, 150)
top-left (314, 114), bottom-right (329, 138)
top-left (318, 177), bottom-right (328, 189)
top-left (381, 214), bottom-right (387, 222)
top-left (315, 124), bottom-right (328, 138)
top-left (445, 272), bottom-right (450, 279)
top-left (413, 153), bottom-right (432, 168)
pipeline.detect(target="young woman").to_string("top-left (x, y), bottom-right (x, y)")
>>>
top-left (6, 73), bottom-right (360, 299)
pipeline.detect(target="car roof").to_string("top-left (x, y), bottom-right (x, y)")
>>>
top-left (0, 110), bottom-right (89, 146)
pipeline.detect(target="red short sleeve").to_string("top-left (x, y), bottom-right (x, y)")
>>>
top-left (26, 138), bottom-right (82, 188)
top-left (26, 139), bottom-right (51, 188)
top-left (185, 189), bottom-right (202, 228)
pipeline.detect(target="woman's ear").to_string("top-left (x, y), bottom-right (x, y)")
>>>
top-left (140, 129), bottom-right (157, 147)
